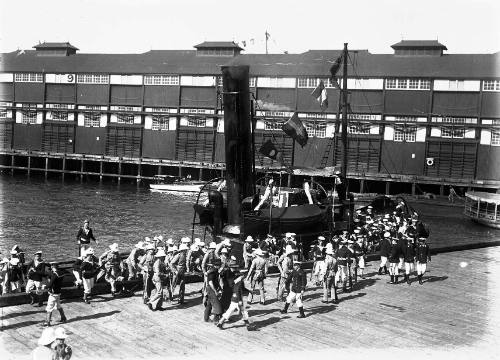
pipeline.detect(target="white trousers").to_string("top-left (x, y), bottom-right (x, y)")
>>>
top-left (416, 262), bottom-right (427, 275)
top-left (222, 298), bottom-right (249, 321)
top-left (405, 262), bottom-right (414, 275)
top-left (379, 256), bottom-right (388, 267)
top-left (286, 291), bottom-right (303, 308)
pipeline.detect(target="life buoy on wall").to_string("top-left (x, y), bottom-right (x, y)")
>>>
top-left (426, 157), bottom-right (434, 166)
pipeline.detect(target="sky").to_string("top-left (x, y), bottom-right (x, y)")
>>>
top-left (0, 0), bottom-right (499, 55)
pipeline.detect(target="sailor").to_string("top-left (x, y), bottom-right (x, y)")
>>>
top-left (103, 243), bottom-right (125, 296)
top-left (280, 260), bottom-right (307, 318)
top-left (139, 243), bottom-right (156, 304)
top-left (321, 245), bottom-right (338, 303)
top-left (388, 237), bottom-right (402, 284)
top-left (219, 254), bottom-right (235, 312)
top-left (217, 262), bottom-right (250, 330)
top-left (378, 232), bottom-right (391, 275)
top-left (5, 256), bottom-right (24, 295)
top-left (204, 258), bottom-right (223, 323)
top-left (277, 245), bottom-right (295, 301)
top-left (44, 262), bottom-right (67, 327)
top-left (26, 250), bottom-right (48, 306)
top-left (335, 239), bottom-right (351, 293)
top-left (243, 236), bottom-right (255, 269)
top-left (76, 219), bottom-right (98, 257)
top-left (201, 242), bottom-right (218, 298)
top-left (53, 327), bottom-right (72, 360)
top-left (246, 248), bottom-right (268, 305)
top-left (415, 237), bottom-right (431, 285)
top-left (403, 235), bottom-right (416, 285)
top-left (309, 237), bottom-right (325, 286)
top-left (170, 243), bottom-right (189, 304)
top-left (126, 241), bottom-right (145, 280)
top-left (147, 248), bottom-right (167, 311)
top-left (355, 235), bottom-right (367, 279)
top-left (397, 232), bottom-right (407, 272)
top-left (80, 248), bottom-right (98, 304)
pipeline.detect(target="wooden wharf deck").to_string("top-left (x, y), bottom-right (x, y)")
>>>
top-left (1, 246), bottom-right (500, 359)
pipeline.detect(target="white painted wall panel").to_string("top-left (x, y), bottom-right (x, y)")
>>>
top-left (480, 130), bottom-right (492, 145)
top-left (416, 128), bottom-right (426, 142)
top-left (0, 73), bottom-right (14, 82)
top-left (384, 126), bottom-right (394, 140)
top-left (430, 128), bottom-right (441, 137)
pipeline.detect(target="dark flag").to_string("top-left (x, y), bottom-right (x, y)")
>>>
top-left (282, 112), bottom-right (308, 147)
top-left (310, 80), bottom-right (328, 110)
top-left (259, 139), bottom-right (280, 160)
top-left (329, 55), bottom-right (343, 89)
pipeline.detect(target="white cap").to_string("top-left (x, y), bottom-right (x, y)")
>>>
top-left (54, 327), bottom-right (68, 339)
top-left (179, 243), bottom-right (189, 251)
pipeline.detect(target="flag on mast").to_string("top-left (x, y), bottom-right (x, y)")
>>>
top-left (311, 80), bottom-right (328, 110)
top-left (282, 112), bottom-right (308, 147)
top-left (329, 55), bottom-right (343, 89)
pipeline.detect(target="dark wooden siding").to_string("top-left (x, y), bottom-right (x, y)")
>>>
top-left (380, 141), bottom-right (426, 175)
top-left (144, 86), bottom-right (180, 107)
top-left (256, 88), bottom-right (295, 111)
top-left (13, 124), bottom-right (43, 151)
top-left (180, 87), bottom-right (216, 108)
top-left (384, 91), bottom-right (430, 115)
top-left (176, 127), bottom-right (215, 162)
top-left (106, 125), bottom-right (142, 157)
top-left (41, 122), bottom-right (75, 153)
top-left (333, 135), bottom-right (381, 174)
top-left (76, 85), bottom-right (109, 105)
top-left (14, 83), bottom-right (44, 103)
top-left (432, 93), bottom-right (480, 117)
top-left (424, 139), bottom-right (477, 179)
top-left (142, 130), bottom-right (176, 159)
top-left (293, 137), bottom-right (333, 168)
top-left (0, 120), bottom-right (13, 150)
top-left (74, 127), bottom-right (107, 155)
top-left (350, 91), bottom-right (384, 114)
top-left (45, 84), bottom-right (75, 103)
top-left (476, 145), bottom-right (500, 181)
top-left (214, 133), bottom-right (225, 163)
top-left (0, 83), bottom-right (14, 101)
top-left (480, 92), bottom-right (500, 118)
top-left (110, 85), bottom-right (143, 106)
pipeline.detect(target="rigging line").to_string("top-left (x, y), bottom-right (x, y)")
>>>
top-left (348, 52), bottom-right (397, 178)
top-left (250, 92), bottom-right (292, 170)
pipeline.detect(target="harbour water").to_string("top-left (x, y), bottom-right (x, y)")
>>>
top-left (0, 175), bottom-right (499, 261)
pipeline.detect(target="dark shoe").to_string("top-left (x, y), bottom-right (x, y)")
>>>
top-left (332, 298), bottom-right (339, 304)
top-left (297, 313), bottom-right (306, 318)
top-left (389, 275), bottom-right (394, 284)
top-left (279, 309), bottom-right (287, 314)
top-left (407, 277), bottom-right (411, 285)
top-left (260, 300), bottom-right (265, 305)
top-left (147, 303), bottom-right (153, 311)
top-left (394, 276), bottom-right (398, 284)
top-left (217, 322), bottom-right (224, 329)
top-left (60, 317), bottom-right (67, 323)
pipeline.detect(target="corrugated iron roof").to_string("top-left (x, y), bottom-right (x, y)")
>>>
top-left (1, 48), bottom-right (498, 78)
top-left (391, 40), bottom-right (447, 50)
top-left (194, 41), bottom-right (242, 50)
top-left (33, 42), bottom-right (79, 50)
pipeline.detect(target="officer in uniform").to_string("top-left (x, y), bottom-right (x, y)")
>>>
top-left (280, 260), bottom-right (307, 318)
top-left (335, 240), bottom-right (351, 293)
top-left (415, 237), bottom-right (431, 285)
top-left (170, 243), bottom-right (189, 304)
top-left (388, 237), bottom-right (402, 284)
top-left (321, 245), bottom-right (338, 303)
top-left (246, 248), bottom-right (268, 305)
top-left (277, 245), bottom-right (295, 301)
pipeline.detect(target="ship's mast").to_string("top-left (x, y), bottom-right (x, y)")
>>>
top-left (340, 43), bottom-right (349, 184)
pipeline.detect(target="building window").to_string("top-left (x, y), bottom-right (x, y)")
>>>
top-left (441, 126), bottom-right (465, 138)
top-left (144, 75), bottom-right (179, 85)
top-left (264, 121), bottom-right (285, 131)
top-left (14, 73), bottom-right (43, 83)
top-left (116, 113), bottom-right (134, 124)
top-left (186, 117), bottom-right (207, 127)
top-left (151, 116), bottom-right (169, 130)
top-left (386, 78), bottom-right (430, 90)
top-left (298, 77), bottom-right (333, 88)
top-left (348, 123), bottom-right (370, 134)
top-left (249, 77), bottom-right (256, 88)
top-left (305, 122), bottom-right (326, 138)
top-left (83, 112), bottom-right (101, 127)
top-left (51, 111), bottom-right (69, 121)
top-left (394, 126), bottom-right (417, 142)
top-left (0, 109), bottom-right (7, 118)
top-left (492, 130), bottom-right (500, 146)
top-left (483, 80), bottom-right (500, 91)
top-left (21, 108), bottom-right (37, 124)
top-left (386, 79), bottom-right (397, 89)
top-left (76, 74), bottom-right (109, 84)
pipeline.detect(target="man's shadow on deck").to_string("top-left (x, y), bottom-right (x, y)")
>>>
top-left (423, 275), bottom-right (448, 283)
top-left (0, 310), bottom-right (120, 331)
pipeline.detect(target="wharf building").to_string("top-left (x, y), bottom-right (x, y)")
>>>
top-left (0, 40), bottom-right (499, 195)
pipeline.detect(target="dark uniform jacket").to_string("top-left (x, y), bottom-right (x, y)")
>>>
top-left (389, 242), bottom-right (403, 263)
top-left (379, 238), bottom-right (392, 257)
top-left (76, 227), bottom-right (96, 245)
top-left (415, 243), bottom-right (431, 263)
top-left (403, 242), bottom-right (416, 262)
top-left (47, 270), bottom-right (64, 295)
top-left (336, 246), bottom-right (351, 266)
top-left (27, 260), bottom-right (46, 282)
top-left (290, 268), bottom-right (307, 293)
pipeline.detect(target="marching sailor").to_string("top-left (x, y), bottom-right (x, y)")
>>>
top-left (321, 244), bottom-right (338, 303)
top-left (415, 237), bottom-right (431, 285)
top-left (280, 260), bottom-right (307, 318)
top-left (277, 245), bottom-right (295, 301)
top-left (246, 248), bottom-right (268, 305)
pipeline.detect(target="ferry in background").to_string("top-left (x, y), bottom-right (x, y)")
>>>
top-left (464, 191), bottom-right (500, 229)
top-left (149, 175), bottom-right (204, 193)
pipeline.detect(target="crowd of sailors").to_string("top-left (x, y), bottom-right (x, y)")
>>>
top-left (0, 206), bottom-right (431, 333)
